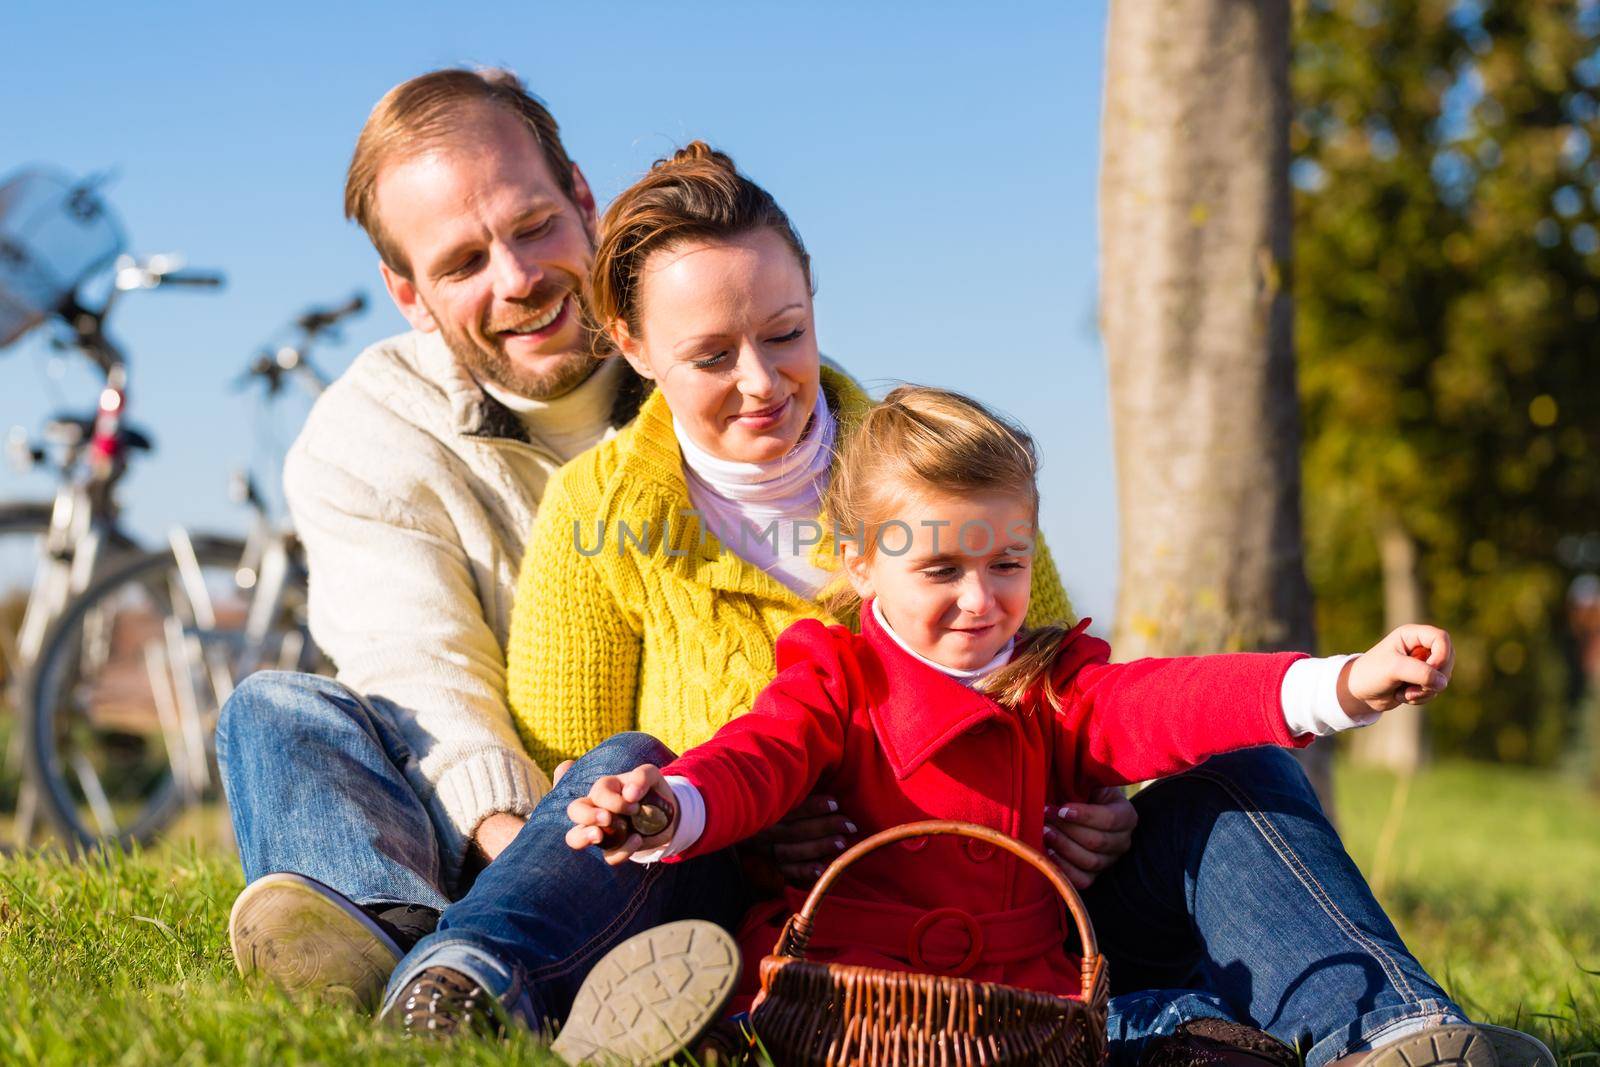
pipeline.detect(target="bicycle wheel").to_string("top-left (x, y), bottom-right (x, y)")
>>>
top-left (0, 504), bottom-right (139, 849)
top-left (26, 534), bottom-right (318, 849)
top-left (0, 503), bottom-right (53, 699)
top-left (0, 503), bottom-right (55, 845)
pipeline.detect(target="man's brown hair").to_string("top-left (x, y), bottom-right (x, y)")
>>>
top-left (343, 67), bottom-right (578, 277)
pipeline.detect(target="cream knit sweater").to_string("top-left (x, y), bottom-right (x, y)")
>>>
top-left (283, 329), bottom-right (636, 881)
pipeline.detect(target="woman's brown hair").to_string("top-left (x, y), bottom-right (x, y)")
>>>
top-left (823, 385), bottom-right (1077, 713)
top-left (588, 140), bottom-right (812, 341)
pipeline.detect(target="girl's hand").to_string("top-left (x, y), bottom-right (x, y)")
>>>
top-left (564, 763), bottom-right (678, 865)
top-left (1339, 625), bottom-right (1455, 716)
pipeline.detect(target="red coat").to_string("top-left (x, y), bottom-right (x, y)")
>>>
top-left (664, 603), bottom-right (1310, 1003)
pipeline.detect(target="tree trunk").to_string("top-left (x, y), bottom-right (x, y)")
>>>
top-left (1099, 0), bottom-right (1330, 802)
top-left (1350, 516), bottom-right (1427, 771)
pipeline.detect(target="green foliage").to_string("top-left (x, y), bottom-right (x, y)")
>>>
top-left (1294, 0), bottom-right (1600, 763)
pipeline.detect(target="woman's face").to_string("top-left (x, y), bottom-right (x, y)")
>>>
top-left (613, 227), bottom-right (820, 464)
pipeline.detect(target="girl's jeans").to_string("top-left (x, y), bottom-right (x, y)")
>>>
top-left (217, 671), bottom-right (1465, 1067)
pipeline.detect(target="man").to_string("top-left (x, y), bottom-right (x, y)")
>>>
top-left (216, 66), bottom-right (1135, 1056)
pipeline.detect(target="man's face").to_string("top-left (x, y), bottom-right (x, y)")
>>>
top-left (376, 106), bottom-right (600, 399)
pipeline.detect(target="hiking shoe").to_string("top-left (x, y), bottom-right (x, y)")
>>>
top-left (1142, 1018), bottom-right (1299, 1067)
top-left (1347, 1024), bottom-right (1498, 1067)
top-left (550, 919), bottom-right (741, 1067)
top-left (361, 901), bottom-right (440, 951)
top-left (384, 965), bottom-right (508, 1040)
top-left (1472, 1024), bottom-right (1555, 1067)
top-left (228, 872), bottom-right (409, 1011)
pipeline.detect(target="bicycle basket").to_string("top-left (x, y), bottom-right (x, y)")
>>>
top-left (0, 168), bottom-right (125, 348)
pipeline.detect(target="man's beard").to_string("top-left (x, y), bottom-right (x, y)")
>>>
top-left (432, 286), bottom-right (603, 401)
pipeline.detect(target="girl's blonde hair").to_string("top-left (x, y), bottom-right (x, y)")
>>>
top-left (824, 385), bottom-right (1076, 713)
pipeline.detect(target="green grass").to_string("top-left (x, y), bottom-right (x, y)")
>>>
top-left (1332, 761), bottom-right (1600, 1062)
top-left (0, 761), bottom-right (1592, 1064)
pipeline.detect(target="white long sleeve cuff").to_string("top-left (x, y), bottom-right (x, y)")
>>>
top-left (629, 776), bottom-right (707, 864)
top-left (1281, 654), bottom-right (1380, 737)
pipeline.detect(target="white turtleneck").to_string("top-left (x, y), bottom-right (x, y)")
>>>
top-left (479, 357), bottom-right (625, 463)
top-left (871, 598), bottom-right (1015, 686)
top-left (673, 390), bottom-right (837, 597)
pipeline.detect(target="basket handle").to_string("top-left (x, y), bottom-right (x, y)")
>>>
top-left (779, 819), bottom-right (1102, 1001)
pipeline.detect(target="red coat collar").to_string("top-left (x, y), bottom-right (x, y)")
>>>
top-left (858, 600), bottom-right (1014, 780)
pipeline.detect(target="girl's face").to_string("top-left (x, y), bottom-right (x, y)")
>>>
top-left (612, 228), bottom-right (820, 463)
top-left (843, 490), bottom-right (1036, 671)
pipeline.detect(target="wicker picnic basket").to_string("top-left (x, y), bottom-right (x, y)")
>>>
top-left (749, 820), bottom-right (1110, 1067)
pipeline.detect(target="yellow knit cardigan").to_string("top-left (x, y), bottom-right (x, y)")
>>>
top-left (505, 366), bottom-right (1077, 772)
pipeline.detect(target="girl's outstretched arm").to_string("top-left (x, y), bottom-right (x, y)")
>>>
top-left (1048, 628), bottom-right (1312, 791)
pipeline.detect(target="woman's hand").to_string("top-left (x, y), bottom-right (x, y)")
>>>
top-left (565, 763), bottom-right (677, 865)
top-left (742, 794), bottom-right (858, 889)
top-left (1340, 624), bottom-right (1455, 715)
top-left (1042, 786), bottom-right (1138, 890)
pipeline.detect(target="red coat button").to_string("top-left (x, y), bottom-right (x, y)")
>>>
top-left (907, 907), bottom-right (985, 975)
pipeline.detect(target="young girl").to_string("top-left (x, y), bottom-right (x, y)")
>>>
top-left (566, 384), bottom-right (1453, 1002)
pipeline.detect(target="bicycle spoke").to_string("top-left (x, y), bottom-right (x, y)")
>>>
top-left (144, 641), bottom-right (195, 805)
top-left (14, 781), bottom-right (38, 847)
top-left (163, 617), bottom-right (211, 798)
top-left (168, 530), bottom-right (217, 630)
top-left (68, 751), bottom-right (118, 840)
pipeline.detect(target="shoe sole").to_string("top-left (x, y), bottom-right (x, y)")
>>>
top-left (551, 919), bottom-right (741, 1066)
top-left (1358, 1025), bottom-right (1498, 1067)
top-left (228, 872), bottom-right (403, 1012)
top-left (1473, 1024), bottom-right (1556, 1067)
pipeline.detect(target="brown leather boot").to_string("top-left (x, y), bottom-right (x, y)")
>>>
top-left (1142, 1018), bottom-right (1301, 1067)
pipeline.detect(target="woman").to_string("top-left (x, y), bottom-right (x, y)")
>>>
top-left (378, 144), bottom-right (1550, 1067)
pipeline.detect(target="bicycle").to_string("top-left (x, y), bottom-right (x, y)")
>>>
top-left (23, 294), bottom-right (365, 848)
top-left (1, 167), bottom-right (224, 846)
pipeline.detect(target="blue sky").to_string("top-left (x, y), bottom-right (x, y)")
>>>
top-left (1, 1), bottom-right (1118, 621)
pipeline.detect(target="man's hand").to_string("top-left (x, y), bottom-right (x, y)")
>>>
top-left (1042, 786), bottom-right (1137, 890)
top-left (471, 759), bottom-right (575, 866)
top-left (743, 794), bottom-right (857, 889)
top-left (474, 812), bottom-right (528, 863)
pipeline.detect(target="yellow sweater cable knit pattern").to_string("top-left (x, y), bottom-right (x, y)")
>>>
top-left (505, 366), bottom-right (1076, 772)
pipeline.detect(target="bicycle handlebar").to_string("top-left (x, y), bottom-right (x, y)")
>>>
top-left (157, 271), bottom-right (225, 288)
top-left (237, 293), bottom-right (364, 399)
top-left (296, 293), bottom-right (365, 334)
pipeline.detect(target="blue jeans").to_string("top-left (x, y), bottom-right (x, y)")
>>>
top-left (217, 671), bottom-right (453, 910)
top-left (218, 672), bottom-right (1464, 1066)
top-left (1087, 749), bottom-right (1465, 1067)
